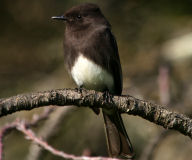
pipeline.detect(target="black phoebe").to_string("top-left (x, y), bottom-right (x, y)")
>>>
top-left (52, 3), bottom-right (134, 159)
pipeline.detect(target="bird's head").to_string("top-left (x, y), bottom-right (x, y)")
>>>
top-left (52, 3), bottom-right (110, 31)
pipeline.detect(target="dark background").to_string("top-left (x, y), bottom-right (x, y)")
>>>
top-left (0, 0), bottom-right (192, 159)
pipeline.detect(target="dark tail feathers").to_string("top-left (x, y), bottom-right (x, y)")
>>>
top-left (102, 109), bottom-right (134, 159)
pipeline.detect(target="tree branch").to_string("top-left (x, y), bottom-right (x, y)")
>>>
top-left (0, 88), bottom-right (192, 139)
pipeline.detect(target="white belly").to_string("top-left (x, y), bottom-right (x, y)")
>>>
top-left (71, 54), bottom-right (114, 92)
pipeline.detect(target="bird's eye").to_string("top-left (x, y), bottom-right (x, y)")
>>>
top-left (77, 15), bottom-right (81, 19)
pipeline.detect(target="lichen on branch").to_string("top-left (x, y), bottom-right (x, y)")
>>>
top-left (0, 88), bottom-right (192, 139)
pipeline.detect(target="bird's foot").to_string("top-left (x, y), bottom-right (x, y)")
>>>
top-left (103, 90), bottom-right (112, 104)
top-left (75, 86), bottom-right (83, 94)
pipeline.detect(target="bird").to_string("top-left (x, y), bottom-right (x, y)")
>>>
top-left (52, 3), bottom-right (134, 159)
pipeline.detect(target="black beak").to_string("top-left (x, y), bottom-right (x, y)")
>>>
top-left (51, 15), bottom-right (67, 21)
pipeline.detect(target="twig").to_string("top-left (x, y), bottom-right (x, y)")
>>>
top-left (28, 107), bottom-right (55, 126)
top-left (0, 107), bottom-right (54, 160)
top-left (26, 106), bottom-right (74, 160)
top-left (0, 88), bottom-right (192, 139)
top-left (0, 107), bottom-right (121, 160)
top-left (0, 122), bottom-right (17, 160)
top-left (158, 65), bottom-right (170, 105)
top-left (139, 65), bottom-right (172, 160)
top-left (17, 122), bottom-right (120, 160)
top-left (138, 130), bottom-right (170, 160)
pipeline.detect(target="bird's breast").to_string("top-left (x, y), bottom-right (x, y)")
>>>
top-left (71, 53), bottom-right (114, 92)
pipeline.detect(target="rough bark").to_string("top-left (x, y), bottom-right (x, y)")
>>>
top-left (0, 88), bottom-right (192, 139)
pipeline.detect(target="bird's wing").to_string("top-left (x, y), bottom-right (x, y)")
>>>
top-left (82, 27), bottom-right (122, 95)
